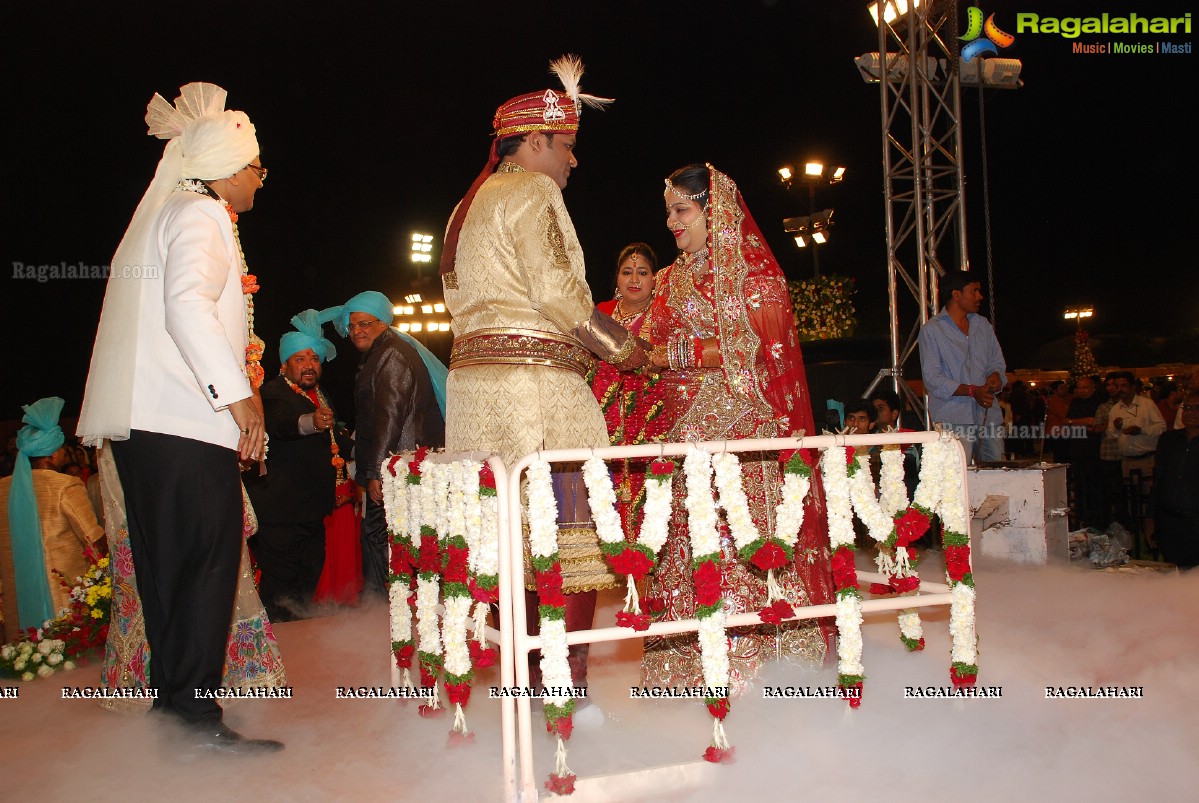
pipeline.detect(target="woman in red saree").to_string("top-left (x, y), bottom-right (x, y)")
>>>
top-left (640, 164), bottom-right (835, 690)
top-left (591, 243), bottom-right (666, 539)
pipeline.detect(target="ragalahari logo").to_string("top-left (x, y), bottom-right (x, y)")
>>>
top-left (960, 6), bottom-right (1016, 61)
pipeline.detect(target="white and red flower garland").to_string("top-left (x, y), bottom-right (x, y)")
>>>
top-left (582, 454), bottom-right (674, 631)
top-left (927, 437), bottom-right (978, 688)
top-left (871, 447), bottom-right (927, 651)
top-left (464, 461), bottom-right (499, 676)
top-left (683, 446), bottom-right (733, 764)
top-left (386, 450), bottom-right (420, 689)
top-left (821, 443), bottom-right (865, 707)
top-left (440, 461), bottom-right (476, 740)
top-left (413, 451), bottom-right (444, 717)
top-left (526, 456), bottom-right (577, 794)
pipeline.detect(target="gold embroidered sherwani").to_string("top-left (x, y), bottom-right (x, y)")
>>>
top-left (1, 470), bottom-right (104, 635)
top-left (444, 164), bottom-right (621, 591)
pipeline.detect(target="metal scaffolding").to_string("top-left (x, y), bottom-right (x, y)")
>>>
top-left (858, 0), bottom-right (968, 418)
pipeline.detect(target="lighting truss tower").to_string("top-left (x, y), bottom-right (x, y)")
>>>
top-left (858, 0), bottom-right (968, 419)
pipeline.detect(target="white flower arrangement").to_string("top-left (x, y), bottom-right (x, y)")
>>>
top-left (462, 460), bottom-right (483, 568)
top-left (847, 455), bottom-right (895, 545)
top-left (697, 609), bottom-right (730, 689)
top-left (898, 609), bottom-right (924, 647)
top-left (582, 455), bottom-right (622, 547)
top-left (539, 618), bottom-right (572, 707)
top-left (416, 576), bottom-right (442, 663)
top-left (834, 594), bottom-right (865, 676)
top-left (711, 451), bottom-right (761, 552)
top-left (879, 449), bottom-right (909, 517)
top-left (773, 471), bottom-right (811, 545)
top-left (949, 583), bottom-right (978, 666)
top-left (684, 446), bottom-right (720, 559)
top-left (821, 446), bottom-right (855, 549)
top-left (638, 463), bottom-right (673, 556)
top-left (526, 457), bottom-right (559, 562)
top-left (442, 594), bottom-right (473, 679)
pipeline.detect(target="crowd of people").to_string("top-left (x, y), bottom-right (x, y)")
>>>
top-left (2, 60), bottom-right (1196, 767)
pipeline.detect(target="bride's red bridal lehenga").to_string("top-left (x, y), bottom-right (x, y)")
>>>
top-left (639, 165), bottom-right (836, 691)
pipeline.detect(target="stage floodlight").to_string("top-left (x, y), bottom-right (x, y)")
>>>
top-left (779, 166), bottom-right (793, 182)
top-left (832, 167), bottom-right (846, 182)
top-left (794, 235), bottom-right (809, 248)
top-left (804, 162), bottom-right (824, 178)
top-left (868, 0), bottom-right (922, 27)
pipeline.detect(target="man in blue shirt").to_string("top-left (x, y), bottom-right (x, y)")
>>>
top-left (918, 271), bottom-right (1007, 464)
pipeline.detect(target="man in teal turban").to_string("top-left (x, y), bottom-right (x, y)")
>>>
top-left (331, 290), bottom-right (446, 598)
top-left (1, 397), bottom-right (104, 638)
top-left (245, 309), bottom-right (353, 620)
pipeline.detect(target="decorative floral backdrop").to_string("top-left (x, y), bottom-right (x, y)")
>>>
top-left (789, 275), bottom-right (857, 341)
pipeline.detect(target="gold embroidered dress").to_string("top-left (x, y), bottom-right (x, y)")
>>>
top-left (444, 163), bottom-right (615, 592)
top-left (640, 167), bottom-right (836, 691)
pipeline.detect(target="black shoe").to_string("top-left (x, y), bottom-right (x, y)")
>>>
top-left (187, 723), bottom-right (285, 757)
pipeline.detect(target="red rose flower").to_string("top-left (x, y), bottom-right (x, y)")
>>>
top-left (845, 446), bottom-right (857, 465)
top-left (641, 595), bottom-right (666, 614)
top-left (386, 454), bottom-right (403, 477)
top-left (394, 644), bottom-right (415, 668)
top-left (831, 547), bottom-right (858, 590)
top-left (891, 575), bottom-right (920, 593)
top-left (944, 545), bottom-right (971, 580)
top-left (446, 682), bottom-right (472, 707)
top-left (444, 545), bottom-right (469, 583)
top-left (703, 745), bottom-right (736, 764)
top-left (615, 611), bottom-right (651, 631)
top-left (610, 548), bottom-right (655, 579)
top-left (758, 599), bottom-right (796, 624)
top-left (693, 561), bottom-right (723, 607)
top-left (649, 459), bottom-right (676, 477)
top-left (842, 681), bottom-right (863, 709)
top-left (536, 569), bottom-right (566, 608)
top-left (869, 582), bottom-right (895, 596)
top-left (750, 540), bottom-right (789, 572)
top-left (418, 704), bottom-right (444, 719)
top-left (419, 664), bottom-right (437, 687)
top-left (479, 463), bottom-right (496, 490)
top-left (894, 508), bottom-right (931, 546)
top-left (546, 715), bottom-right (573, 740)
top-left (418, 535), bottom-right (440, 574)
top-left (950, 665), bottom-right (978, 688)
top-left (469, 641), bottom-right (498, 668)
top-left (706, 697), bottom-right (730, 720)
top-left (544, 772), bottom-right (577, 796)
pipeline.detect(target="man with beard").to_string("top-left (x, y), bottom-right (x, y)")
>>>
top-left (246, 309), bottom-right (351, 621)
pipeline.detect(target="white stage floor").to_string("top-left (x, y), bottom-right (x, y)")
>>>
top-left (2, 553), bottom-right (1196, 802)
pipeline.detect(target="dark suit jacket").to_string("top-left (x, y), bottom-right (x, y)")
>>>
top-left (354, 328), bottom-right (445, 485)
top-left (245, 375), bottom-right (353, 523)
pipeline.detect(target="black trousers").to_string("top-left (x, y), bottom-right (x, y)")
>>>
top-left (249, 519), bottom-right (326, 620)
top-left (361, 497), bottom-right (389, 598)
top-left (111, 431), bottom-right (241, 726)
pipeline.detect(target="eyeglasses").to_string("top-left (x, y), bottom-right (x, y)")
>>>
top-left (246, 164), bottom-right (268, 183)
top-left (346, 319), bottom-right (381, 332)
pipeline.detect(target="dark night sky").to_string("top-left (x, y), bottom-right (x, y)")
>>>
top-left (2, 0), bottom-right (1195, 422)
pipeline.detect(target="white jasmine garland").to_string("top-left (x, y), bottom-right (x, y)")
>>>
top-left (898, 609), bottom-right (924, 644)
top-left (389, 579), bottom-right (412, 645)
top-left (462, 460), bottom-right (483, 568)
top-left (911, 437), bottom-right (944, 513)
top-left (834, 594), bottom-right (865, 677)
top-left (526, 457), bottom-right (558, 561)
top-left (712, 451), bottom-right (760, 552)
top-left (847, 458), bottom-right (894, 545)
top-left (684, 446), bottom-right (719, 558)
top-left (878, 449), bottom-right (909, 518)
top-left (949, 582), bottom-right (978, 666)
top-left (442, 595), bottom-right (473, 678)
top-left (539, 618), bottom-right (572, 707)
top-left (772, 472), bottom-right (810, 546)
top-left (431, 461), bottom-right (452, 538)
top-left (382, 458), bottom-right (399, 532)
top-left (477, 491), bottom-right (500, 581)
top-left (447, 460), bottom-right (467, 541)
top-left (697, 608), bottom-right (730, 689)
top-left (821, 446), bottom-right (855, 549)
top-left (937, 446), bottom-right (969, 534)
top-left (416, 576), bottom-right (442, 659)
top-left (638, 465), bottom-right (673, 556)
top-left (582, 455), bottom-right (622, 546)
